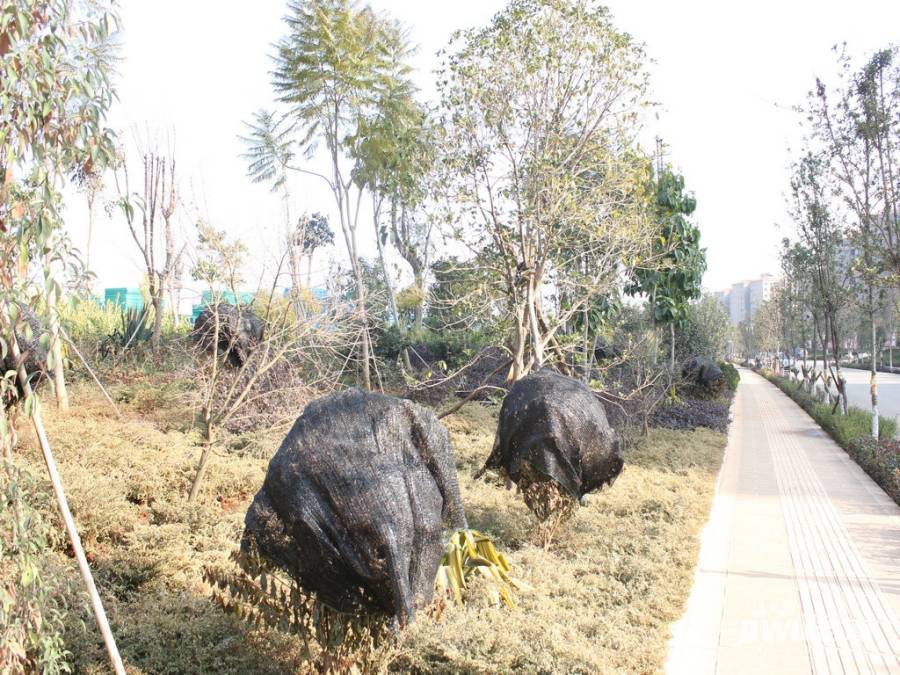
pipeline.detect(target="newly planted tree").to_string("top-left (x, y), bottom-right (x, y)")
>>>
top-left (112, 147), bottom-right (185, 352)
top-left (787, 151), bottom-right (853, 414)
top-left (352, 41), bottom-right (437, 339)
top-left (439, 0), bottom-right (655, 381)
top-left (675, 294), bottom-right (733, 363)
top-left (809, 47), bottom-right (900, 436)
top-left (246, 0), bottom-right (412, 390)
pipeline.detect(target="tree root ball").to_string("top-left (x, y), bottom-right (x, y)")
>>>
top-left (682, 355), bottom-right (723, 388)
top-left (483, 368), bottom-right (625, 503)
top-left (2, 304), bottom-right (47, 407)
top-left (242, 389), bottom-right (467, 626)
top-left (191, 304), bottom-right (264, 367)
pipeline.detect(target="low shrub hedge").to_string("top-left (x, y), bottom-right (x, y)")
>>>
top-left (760, 370), bottom-right (899, 505)
top-left (846, 437), bottom-right (900, 505)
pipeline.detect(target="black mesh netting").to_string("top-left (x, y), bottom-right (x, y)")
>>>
top-left (2, 304), bottom-right (47, 407)
top-left (483, 368), bottom-right (624, 499)
top-left (681, 356), bottom-right (723, 387)
top-left (242, 389), bottom-right (467, 625)
top-left (191, 304), bottom-right (264, 367)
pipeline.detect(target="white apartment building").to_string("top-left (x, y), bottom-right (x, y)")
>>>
top-left (727, 282), bottom-right (746, 325)
top-left (716, 274), bottom-right (775, 326)
top-left (747, 274), bottom-right (775, 318)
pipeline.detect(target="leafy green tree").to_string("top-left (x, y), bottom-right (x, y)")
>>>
top-left (627, 168), bottom-right (707, 368)
top-left (738, 319), bottom-right (756, 359)
top-left (675, 294), bottom-right (732, 363)
top-left (298, 212), bottom-right (334, 287)
top-left (752, 297), bottom-right (785, 361)
top-left (282, 211), bottom-right (335, 317)
top-left (1, 0), bottom-right (117, 408)
top-left (354, 84), bottom-right (437, 338)
top-left (0, 1), bottom-right (123, 671)
top-left (426, 256), bottom-right (506, 354)
top-left (350, 21), bottom-right (418, 332)
top-left (439, 0), bottom-right (655, 381)
top-left (812, 47), bottom-right (900, 285)
top-left (787, 151), bottom-right (853, 414)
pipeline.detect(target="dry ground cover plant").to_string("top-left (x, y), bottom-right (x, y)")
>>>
top-left (7, 380), bottom-right (726, 673)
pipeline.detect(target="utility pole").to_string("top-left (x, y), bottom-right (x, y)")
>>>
top-left (655, 136), bottom-right (666, 178)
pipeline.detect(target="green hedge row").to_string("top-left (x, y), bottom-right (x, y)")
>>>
top-left (760, 370), bottom-right (899, 505)
top-left (846, 437), bottom-right (900, 506)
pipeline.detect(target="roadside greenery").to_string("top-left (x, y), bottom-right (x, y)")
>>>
top-left (763, 45), bottom-right (900, 437)
top-left (674, 295), bottom-right (733, 364)
top-left (627, 169), bottom-right (706, 368)
top-left (0, 0), bottom-right (754, 671)
top-left (846, 437), bottom-right (900, 505)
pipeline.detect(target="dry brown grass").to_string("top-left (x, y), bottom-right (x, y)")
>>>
top-left (400, 404), bottom-right (727, 674)
top-left (10, 379), bottom-right (726, 674)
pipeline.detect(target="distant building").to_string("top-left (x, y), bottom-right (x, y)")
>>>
top-left (715, 274), bottom-right (775, 326)
top-left (747, 274), bottom-right (775, 319)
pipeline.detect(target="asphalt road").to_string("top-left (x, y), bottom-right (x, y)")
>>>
top-left (800, 360), bottom-right (900, 429)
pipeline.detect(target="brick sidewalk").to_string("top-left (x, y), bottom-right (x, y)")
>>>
top-left (667, 368), bottom-right (900, 674)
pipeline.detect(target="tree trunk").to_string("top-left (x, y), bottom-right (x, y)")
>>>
top-left (650, 288), bottom-right (658, 365)
top-left (306, 251), bottom-right (315, 289)
top-left (582, 305), bottom-right (590, 383)
top-left (870, 305), bottom-right (879, 438)
top-left (373, 198), bottom-right (401, 334)
top-left (508, 306), bottom-right (528, 382)
top-left (353, 261), bottom-right (372, 391)
top-left (86, 193), bottom-right (95, 273)
top-left (288, 242), bottom-right (305, 317)
top-left (44, 256), bottom-right (69, 412)
top-left (188, 411), bottom-right (214, 503)
top-left (151, 290), bottom-right (164, 353)
top-left (373, 205), bottom-right (412, 372)
top-left (669, 322), bottom-right (676, 370)
top-left (526, 277), bottom-right (543, 370)
top-left (413, 270), bottom-right (425, 336)
top-left (812, 313), bottom-right (822, 396)
top-left (828, 314), bottom-right (848, 415)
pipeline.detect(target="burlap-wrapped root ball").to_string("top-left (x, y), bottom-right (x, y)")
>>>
top-left (682, 355), bottom-right (724, 390)
top-left (242, 389), bottom-right (467, 626)
top-left (482, 369), bottom-right (624, 505)
top-left (2, 304), bottom-right (47, 408)
top-left (191, 304), bottom-right (264, 367)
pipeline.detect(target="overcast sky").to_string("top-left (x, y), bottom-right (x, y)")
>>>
top-left (63, 0), bottom-right (900, 300)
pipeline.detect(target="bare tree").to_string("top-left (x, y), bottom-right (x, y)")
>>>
top-left (72, 167), bottom-right (104, 274)
top-left (113, 148), bottom-right (185, 352)
top-left (187, 225), bottom-right (359, 501)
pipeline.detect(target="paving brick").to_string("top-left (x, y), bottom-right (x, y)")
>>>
top-left (667, 369), bottom-right (900, 674)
